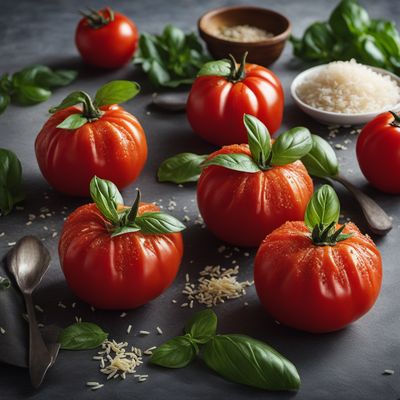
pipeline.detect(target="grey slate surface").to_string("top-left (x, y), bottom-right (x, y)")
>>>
top-left (0, 0), bottom-right (399, 399)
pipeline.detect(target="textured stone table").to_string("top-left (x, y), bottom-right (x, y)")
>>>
top-left (0, 0), bottom-right (399, 399)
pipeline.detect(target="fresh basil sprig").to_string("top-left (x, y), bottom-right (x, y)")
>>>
top-left (0, 148), bottom-right (25, 216)
top-left (89, 176), bottom-right (185, 237)
top-left (59, 322), bottom-right (108, 350)
top-left (49, 80), bottom-right (140, 129)
top-left (134, 25), bottom-right (210, 88)
top-left (151, 309), bottom-right (300, 391)
top-left (305, 185), bottom-right (352, 245)
top-left (0, 65), bottom-right (77, 115)
top-left (0, 276), bottom-right (10, 290)
top-left (157, 153), bottom-right (209, 184)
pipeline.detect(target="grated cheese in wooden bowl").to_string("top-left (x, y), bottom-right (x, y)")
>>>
top-left (214, 25), bottom-right (273, 42)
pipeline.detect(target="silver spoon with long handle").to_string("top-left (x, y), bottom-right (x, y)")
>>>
top-left (8, 236), bottom-right (54, 388)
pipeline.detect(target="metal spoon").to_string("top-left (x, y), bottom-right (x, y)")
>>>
top-left (8, 236), bottom-right (54, 388)
top-left (332, 174), bottom-right (393, 235)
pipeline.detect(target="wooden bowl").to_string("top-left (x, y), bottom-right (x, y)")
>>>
top-left (198, 6), bottom-right (291, 67)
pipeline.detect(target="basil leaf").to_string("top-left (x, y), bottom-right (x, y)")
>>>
top-left (201, 154), bottom-right (261, 173)
top-left (184, 309), bottom-right (217, 344)
top-left (148, 60), bottom-right (171, 87)
top-left (271, 127), bottom-right (312, 166)
top-left (13, 85), bottom-right (51, 105)
top-left (304, 184), bottom-right (340, 230)
top-left (301, 135), bottom-right (339, 178)
top-left (135, 212), bottom-right (185, 234)
top-left (111, 225), bottom-right (141, 238)
top-left (49, 91), bottom-right (88, 113)
top-left (94, 80), bottom-right (140, 107)
top-left (59, 322), bottom-right (108, 350)
top-left (197, 59), bottom-right (231, 77)
top-left (56, 113), bottom-right (88, 130)
top-left (0, 276), bottom-right (10, 290)
top-left (163, 24), bottom-right (186, 51)
top-left (12, 65), bottom-right (52, 87)
top-left (158, 153), bottom-right (208, 184)
top-left (243, 114), bottom-right (271, 169)
top-left (202, 334), bottom-right (300, 391)
top-left (0, 148), bottom-right (24, 215)
top-left (35, 69), bottom-right (78, 88)
top-left (150, 335), bottom-right (198, 368)
top-left (89, 176), bottom-right (123, 224)
top-left (0, 92), bottom-right (10, 115)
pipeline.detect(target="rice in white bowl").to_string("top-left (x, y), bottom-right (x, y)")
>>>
top-left (296, 59), bottom-right (400, 114)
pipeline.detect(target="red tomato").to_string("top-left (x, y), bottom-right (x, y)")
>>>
top-left (75, 8), bottom-right (138, 69)
top-left (59, 202), bottom-right (183, 309)
top-left (186, 63), bottom-right (284, 146)
top-left (35, 104), bottom-right (147, 197)
top-left (356, 111), bottom-right (400, 194)
top-left (254, 221), bottom-right (382, 333)
top-left (197, 145), bottom-right (313, 247)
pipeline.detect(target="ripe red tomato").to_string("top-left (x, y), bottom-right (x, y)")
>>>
top-left (356, 111), bottom-right (400, 194)
top-left (254, 221), bottom-right (382, 333)
top-left (186, 62), bottom-right (284, 146)
top-left (75, 8), bottom-right (138, 69)
top-left (35, 104), bottom-right (147, 197)
top-left (197, 145), bottom-right (313, 247)
top-left (59, 202), bottom-right (183, 309)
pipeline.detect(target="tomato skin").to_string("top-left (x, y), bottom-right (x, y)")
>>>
top-left (186, 64), bottom-right (284, 146)
top-left (254, 221), bottom-right (382, 333)
top-left (197, 145), bottom-right (313, 247)
top-left (356, 112), bottom-right (400, 194)
top-left (75, 10), bottom-right (138, 69)
top-left (59, 202), bottom-right (183, 309)
top-left (35, 104), bottom-right (147, 197)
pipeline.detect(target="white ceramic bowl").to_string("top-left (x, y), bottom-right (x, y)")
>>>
top-left (290, 64), bottom-right (400, 126)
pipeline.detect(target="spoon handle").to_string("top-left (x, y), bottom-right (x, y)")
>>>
top-left (332, 174), bottom-right (392, 236)
top-left (24, 293), bottom-right (53, 388)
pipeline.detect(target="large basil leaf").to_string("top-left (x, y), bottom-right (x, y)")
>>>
top-left (158, 153), bottom-right (209, 184)
top-left (301, 135), bottom-right (339, 178)
top-left (35, 69), bottom-right (78, 88)
top-left (49, 91), bottom-right (88, 113)
top-left (203, 335), bottom-right (300, 391)
top-left (94, 80), bottom-right (140, 107)
top-left (135, 212), bottom-right (185, 234)
top-left (243, 114), bottom-right (271, 169)
top-left (197, 60), bottom-right (231, 77)
top-left (59, 322), bottom-right (108, 350)
top-left (184, 309), bottom-right (217, 344)
top-left (150, 335), bottom-right (198, 368)
top-left (201, 154), bottom-right (261, 173)
top-left (13, 85), bottom-right (52, 105)
top-left (304, 184), bottom-right (340, 230)
top-left (271, 127), bottom-right (312, 166)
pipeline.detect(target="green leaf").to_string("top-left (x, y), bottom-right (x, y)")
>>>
top-left (89, 176), bottom-right (123, 224)
top-left (35, 69), bottom-right (78, 88)
top-left (0, 276), bottom-right (10, 290)
top-left (11, 65), bottom-right (52, 87)
top-left (0, 92), bottom-right (10, 115)
top-left (49, 91), bottom-right (88, 113)
top-left (59, 322), bottom-right (108, 350)
top-left (135, 212), bottom-right (186, 234)
top-left (94, 80), bottom-right (140, 107)
top-left (56, 113), bottom-right (88, 129)
top-left (185, 309), bottom-right (217, 344)
top-left (243, 114), bottom-right (271, 169)
top-left (150, 335), bottom-right (198, 368)
top-left (202, 334), bottom-right (300, 391)
top-left (201, 154), bottom-right (261, 174)
top-left (301, 135), bottom-right (339, 178)
top-left (162, 24), bottom-right (186, 51)
top-left (148, 60), bottom-right (171, 87)
top-left (13, 85), bottom-right (51, 105)
top-left (304, 184), bottom-right (340, 230)
top-left (111, 225), bottom-right (141, 238)
top-left (197, 59), bottom-right (231, 77)
top-left (271, 127), bottom-right (312, 166)
top-left (157, 153), bottom-right (208, 184)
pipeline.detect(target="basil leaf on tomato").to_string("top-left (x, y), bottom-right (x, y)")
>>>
top-left (243, 114), bottom-right (271, 169)
top-left (197, 60), bottom-right (231, 77)
top-left (135, 212), bottom-right (186, 234)
top-left (94, 80), bottom-right (140, 107)
top-left (304, 184), bottom-right (340, 230)
top-left (201, 154), bottom-right (261, 173)
top-left (56, 113), bottom-right (89, 130)
top-left (301, 134), bottom-right (339, 178)
top-left (59, 322), bottom-right (108, 350)
top-left (158, 153), bottom-right (209, 184)
top-left (49, 91), bottom-right (89, 113)
top-left (184, 309), bottom-right (217, 344)
top-left (111, 225), bottom-right (141, 238)
top-left (202, 334), bottom-right (301, 391)
top-left (271, 127), bottom-right (313, 166)
top-left (151, 335), bottom-right (198, 368)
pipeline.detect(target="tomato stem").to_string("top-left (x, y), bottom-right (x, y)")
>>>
top-left (227, 52), bottom-right (248, 83)
top-left (389, 111), bottom-right (400, 128)
top-left (80, 92), bottom-right (102, 120)
top-left (80, 7), bottom-right (114, 29)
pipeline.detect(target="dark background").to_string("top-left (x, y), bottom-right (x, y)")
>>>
top-left (0, 0), bottom-right (399, 399)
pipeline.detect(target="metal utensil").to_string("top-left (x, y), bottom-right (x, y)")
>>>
top-left (332, 175), bottom-right (393, 235)
top-left (8, 236), bottom-right (53, 388)
top-left (151, 92), bottom-right (187, 111)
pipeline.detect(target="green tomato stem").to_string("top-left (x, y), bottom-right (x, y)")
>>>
top-left (389, 111), bottom-right (400, 128)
